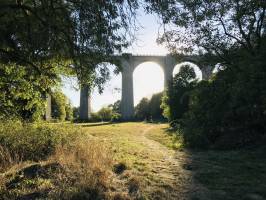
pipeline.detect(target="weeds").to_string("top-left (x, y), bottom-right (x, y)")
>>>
top-left (0, 121), bottom-right (136, 199)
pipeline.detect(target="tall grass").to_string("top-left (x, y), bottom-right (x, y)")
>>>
top-left (48, 139), bottom-right (115, 199)
top-left (0, 121), bottom-right (129, 200)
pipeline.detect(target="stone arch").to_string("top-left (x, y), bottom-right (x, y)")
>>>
top-left (80, 62), bottom-right (121, 121)
top-left (92, 62), bottom-right (122, 110)
top-left (133, 61), bottom-right (165, 106)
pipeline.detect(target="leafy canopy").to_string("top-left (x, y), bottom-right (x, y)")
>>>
top-left (146, 0), bottom-right (266, 65)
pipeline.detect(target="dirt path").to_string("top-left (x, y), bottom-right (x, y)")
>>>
top-left (84, 122), bottom-right (207, 199)
top-left (133, 125), bottom-right (207, 200)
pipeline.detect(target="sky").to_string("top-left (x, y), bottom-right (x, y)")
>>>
top-left (61, 9), bottom-right (202, 112)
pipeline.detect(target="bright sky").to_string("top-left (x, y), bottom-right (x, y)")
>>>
top-left (61, 9), bottom-right (202, 111)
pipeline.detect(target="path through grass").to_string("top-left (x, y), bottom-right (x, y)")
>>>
top-left (81, 122), bottom-right (266, 200)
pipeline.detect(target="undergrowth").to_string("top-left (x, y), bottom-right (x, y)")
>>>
top-left (0, 121), bottom-right (135, 200)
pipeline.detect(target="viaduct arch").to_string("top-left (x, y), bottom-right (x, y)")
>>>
top-left (45, 53), bottom-right (214, 121)
top-left (78, 53), bottom-right (213, 121)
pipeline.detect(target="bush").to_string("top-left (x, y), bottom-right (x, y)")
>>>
top-left (65, 102), bottom-right (74, 121)
top-left (89, 112), bottom-right (102, 122)
top-left (134, 93), bottom-right (165, 121)
top-left (161, 65), bottom-right (197, 122)
top-left (0, 121), bottom-right (126, 200)
top-left (134, 98), bottom-right (150, 120)
top-left (51, 91), bottom-right (67, 121)
top-left (0, 120), bottom-right (83, 161)
top-left (98, 107), bottom-right (113, 121)
top-left (180, 57), bottom-right (266, 149)
top-left (111, 113), bottom-right (122, 122)
top-left (0, 64), bottom-right (49, 122)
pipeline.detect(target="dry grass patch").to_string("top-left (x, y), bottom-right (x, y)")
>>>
top-left (0, 122), bottom-right (141, 200)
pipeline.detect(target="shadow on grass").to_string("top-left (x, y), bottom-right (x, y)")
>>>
top-left (181, 147), bottom-right (266, 200)
top-left (149, 126), bottom-right (266, 199)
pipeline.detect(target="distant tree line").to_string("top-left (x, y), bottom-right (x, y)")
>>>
top-left (73, 100), bottom-right (122, 122)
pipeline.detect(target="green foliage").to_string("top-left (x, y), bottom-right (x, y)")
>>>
top-left (181, 57), bottom-right (266, 149)
top-left (149, 92), bottom-right (164, 120)
top-left (161, 65), bottom-right (197, 122)
top-left (111, 112), bottom-right (122, 122)
top-left (0, 120), bottom-right (83, 161)
top-left (135, 92), bottom-right (164, 121)
top-left (0, 1), bottom-right (139, 120)
top-left (51, 91), bottom-right (66, 121)
top-left (89, 101), bottom-right (122, 122)
top-left (98, 107), bottom-right (113, 121)
top-left (73, 107), bottom-right (80, 120)
top-left (0, 0), bottom-right (139, 86)
top-left (0, 63), bottom-right (52, 121)
top-left (65, 102), bottom-right (74, 121)
top-left (51, 90), bottom-right (73, 121)
top-left (146, 0), bottom-right (266, 149)
top-left (135, 98), bottom-right (150, 120)
top-left (146, 0), bottom-right (265, 59)
top-left (110, 100), bottom-right (121, 114)
top-left (90, 112), bottom-right (101, 122)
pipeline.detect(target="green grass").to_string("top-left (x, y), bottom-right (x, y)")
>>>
top-left (145, 124), bottom-right (183, 150)
top-left (1, 121), bottom-right (266, 200)
top-left (188, 149), bottom-right (266, 200)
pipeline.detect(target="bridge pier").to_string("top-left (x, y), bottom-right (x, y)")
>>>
top-left (164, 55), bottom-right (176, 89)
top-left (121, 60), bottom-right (134, 120)
top-left (79, 84), bottom-right (92, 121)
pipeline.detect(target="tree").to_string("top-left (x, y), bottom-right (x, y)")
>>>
top-left (145, 1), bottom-right (266, 149)
top-left (161, 65), bottom-right (197, 122)
top-left (135, 98), bottom-right (150, 120)
top-left (73, 107), bottom-right (80, 120)
top-left (98, 107), bottom-right (113, 121)
top-left (65, 102), bottom-right (73, 121)
top-left (0, 63), bottom-right (47, 121)
top-left (0, 0), bottom-right (139, 119)
top-left (51, 91), bottom-right (67, 121)
top-left (149, 92), bottom-right (164, 120)
top-left (146, 0), bottom-right (266, 65)
top-left (108, 100), bottom-right (121, 114)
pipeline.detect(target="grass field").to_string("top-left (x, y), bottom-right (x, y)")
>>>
top-left (0, 122), bottom-right (266, 199)
top-left (80, 122), bottom-right (266, 200)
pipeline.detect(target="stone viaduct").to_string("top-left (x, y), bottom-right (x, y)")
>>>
top-left (45, 53), bottom-right (214, 121)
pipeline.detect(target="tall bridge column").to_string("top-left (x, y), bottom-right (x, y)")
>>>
top-left (45, 94), bottom-right (51, 121)
top-left (164, 55), bottom-right (176, 89)
top-left (164, 68), bottom-right (173, 89)
top-left (121, 61), bottom-right (134, 120)
top-left (79, 84), bottom-right (91, 121)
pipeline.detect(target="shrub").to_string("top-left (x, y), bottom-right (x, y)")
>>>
top-left (51, 91), bottom-right (67, 121)
top-left (111, 113), bottom-right (122, 122)
top-left (161, 65), bottom-right (197, 122)
top-left (180, 57), bottom-right (266, 149)
top-left (0, 122), bottom-right (123, 200)
top-left (98, 107), bottom-right (113, 121)
top-left (0, 120), bottom-right (83, 161)
top-left (90, 112), bottom-right (102, 122)
top-left (48, 139), bottom-right (114, 199)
